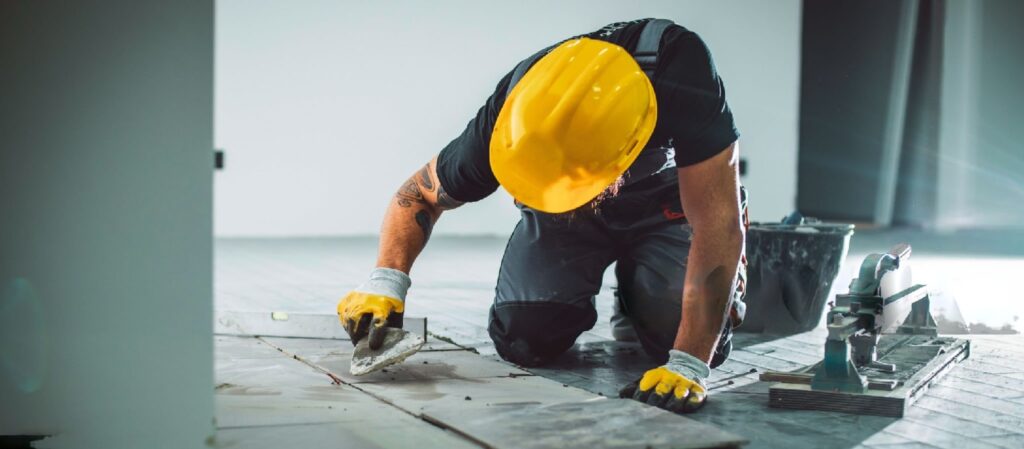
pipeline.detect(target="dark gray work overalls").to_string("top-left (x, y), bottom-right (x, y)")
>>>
top-left (486, 19), bottom-right (748, 367)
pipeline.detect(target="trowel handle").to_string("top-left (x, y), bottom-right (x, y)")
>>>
top-left (888, 243), bottom-right (912, 262)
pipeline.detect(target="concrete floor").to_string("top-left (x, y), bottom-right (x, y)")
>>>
top-left (213, 228), bottom-right (1024, 448)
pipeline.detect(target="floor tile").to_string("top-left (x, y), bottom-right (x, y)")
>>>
top-left (424, 398), bottom-right (746, 449)
top-left (260, 335), bottom-right (461, 359)
top-left (215, 335), bottom-right (289, 360)
top-left (857, 430), bottom-right (915, 446)
top-left (215, 236), bottom-right (1024, 449)
top-left (215, 337), bottom-right (333, 387)
top-left (980, 434), bottom-right (1024, 449)
top-left (317, 349), bottom-right (530, 384)
top-left (214, 419), bottom-right (480, 449)
top-left (216, 384), bottom-right (376, 428)
top-left (357, 376), bottom-right (597, 414)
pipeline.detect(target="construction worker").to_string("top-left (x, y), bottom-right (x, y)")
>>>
top-left (338, 18), bottom-right (747, 414)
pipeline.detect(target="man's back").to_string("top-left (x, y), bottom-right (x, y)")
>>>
top-left (436, 18), bottom-right (740, 205)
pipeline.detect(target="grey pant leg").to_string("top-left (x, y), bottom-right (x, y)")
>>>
top-left (615, 221), bottom-right (740, 367)
top-left (614, 223), bottom-right (692, 363)
top-left (488, 208), bottom-right (616, 367)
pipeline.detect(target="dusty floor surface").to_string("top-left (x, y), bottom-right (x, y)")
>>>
top-left (213, 229), bottom-right (1024, 449)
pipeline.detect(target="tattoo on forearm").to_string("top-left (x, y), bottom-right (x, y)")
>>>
top-left (417, 164), bottom-right (435, 192)
top-left (395, 178), bottom-right (427, 208)
top-left (397, 163), bottom-right (463, 212)
top-left (414, 210), bottom-right (433, 239)
top-left (436, 184), bottom-right (464, 211)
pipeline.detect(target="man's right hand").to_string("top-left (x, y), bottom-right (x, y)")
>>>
top-left (337, 268), bottom-right (411, 349)
top-left (619, 349), bottom-right (710, 414)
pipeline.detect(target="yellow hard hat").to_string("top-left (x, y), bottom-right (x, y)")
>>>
top-left (490, 38), bottom-right (657, 213)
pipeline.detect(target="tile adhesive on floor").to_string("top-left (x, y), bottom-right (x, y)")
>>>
top-left (214, 235), bottom-right (1024, 449)
top-left (349, 328), bottom-right (426, 376)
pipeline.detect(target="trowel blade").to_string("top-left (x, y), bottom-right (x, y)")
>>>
top-left (350, 327), bottom-right (425, 376)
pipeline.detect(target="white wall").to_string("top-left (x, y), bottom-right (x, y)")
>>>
top-left (215, 0), bottom-right (801, 236)
top-left (0, 1), bottom-right (214, 448)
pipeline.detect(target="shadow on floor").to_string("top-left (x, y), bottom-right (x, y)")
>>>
top-left (520, 340), bottom-right (653, 398)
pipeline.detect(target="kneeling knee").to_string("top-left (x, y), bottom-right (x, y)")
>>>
top-left (487, 302), bottom-right (596, 367)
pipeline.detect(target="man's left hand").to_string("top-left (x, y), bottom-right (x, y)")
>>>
top-left (619, 349), bottom-right (710, 413)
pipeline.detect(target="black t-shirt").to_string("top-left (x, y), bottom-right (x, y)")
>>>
top-left (437, 18), bottom-right (739, 203)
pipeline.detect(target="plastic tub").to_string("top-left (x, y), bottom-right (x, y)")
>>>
top-left (739, 222), bottom-right (855, 334)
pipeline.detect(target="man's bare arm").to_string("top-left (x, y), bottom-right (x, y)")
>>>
top-left (376, 155), bottom-right (463, 273)
top-left (674, 143), bottom-right (744, 362)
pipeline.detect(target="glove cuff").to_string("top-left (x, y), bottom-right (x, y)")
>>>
top-left (666, 349), bottom-right (711, 382)
top-left (354, 267), bottom-right (412, 302)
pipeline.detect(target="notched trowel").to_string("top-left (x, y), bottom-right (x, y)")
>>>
top-left (350, 327), bottom-right (425, 376)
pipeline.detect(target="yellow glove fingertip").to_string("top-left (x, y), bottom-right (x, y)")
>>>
top-left (687, 389), bottom-right (706, 406)
top-left (655, 372), bottom-right (679, 396)
top-left (638, 367), bottom-right (667, 391)
top-left (673, 383), bottom-right (689, 400)
top-left (655, 381), bottom-right (674, 396)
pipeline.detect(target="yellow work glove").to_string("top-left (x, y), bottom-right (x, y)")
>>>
top-left (619, 349), bottom-right (710, 414)
top-left (337, 268), bottom-right (410, 350)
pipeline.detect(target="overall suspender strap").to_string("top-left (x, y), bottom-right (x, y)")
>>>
top-left (634, 18), bottom-right (674, 78)
top-left (507, 45), bottom-right (556, 99)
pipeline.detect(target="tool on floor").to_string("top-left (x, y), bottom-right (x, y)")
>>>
top-left (334, 267), bottom-right (429, 375)
top-left (350, 325), bottom-right (426, 376)
top-left (761, 243), bottom-right (970, 417)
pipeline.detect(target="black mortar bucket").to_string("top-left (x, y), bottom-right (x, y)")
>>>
top-left (739, 221), bottom-right (855, 334)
